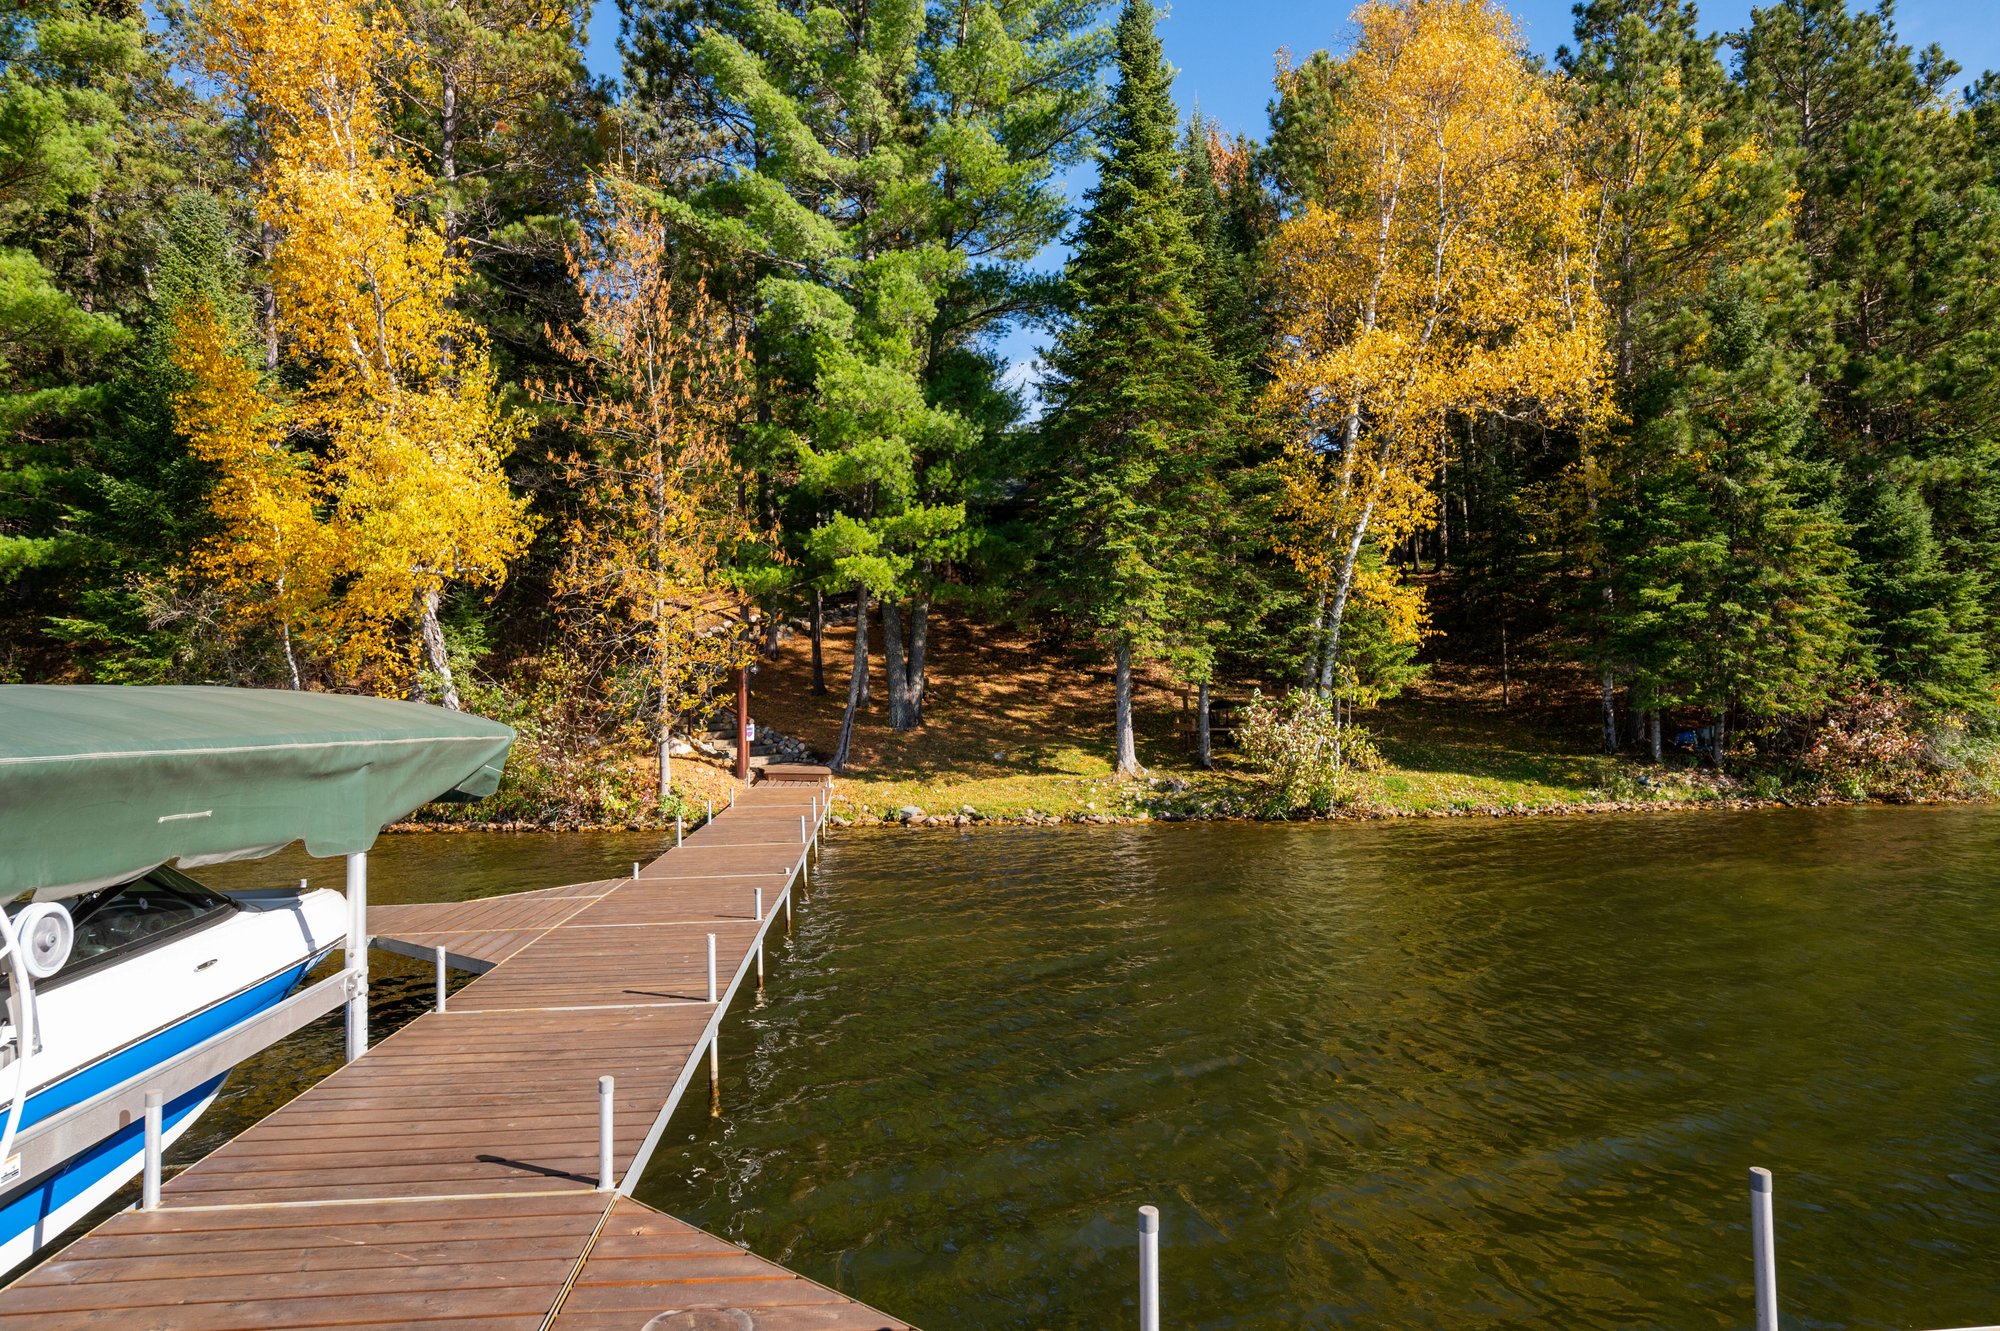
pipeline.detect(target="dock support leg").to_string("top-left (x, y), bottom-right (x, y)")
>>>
top-left (141, 1088), bottom-right (163, 1211)
top-left (435, 946), bottom-right (448, 1014)
top-left (1750, 1168), bottom-right (1778, 1331)
top-left (344, 851), bottom-right (368, 1062)
top-left (598, 1076), bottom-right (615, 1192)
top-left (755, 889), bottom-right (765, 991)
top-left (1139, 1205), bottom-right (1159, 1331)
top-left (708, 1034), bottom-right (721, 1117)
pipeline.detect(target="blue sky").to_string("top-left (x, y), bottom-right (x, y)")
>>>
top-left (578, 0), bottom-right (2000, 398)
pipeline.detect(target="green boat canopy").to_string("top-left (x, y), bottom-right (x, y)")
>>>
top-left (0, 686), bottom-right (515, 898)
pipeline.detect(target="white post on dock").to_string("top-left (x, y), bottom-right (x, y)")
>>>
top-left (344, 851), bottom-right (368, 1062)
top-left (435, 946), bottom-right (448, 1013)
top-left (706, 933), bottom-right (718, 1004)
top-left (676, 814), bottom-right (683, 846)
top-left (632, 861), bottom-right (640, 879)
top-left (1750, 1167), bottom-right (1778, 1331)
top-left (708, 1032), bottom-right (721, 1115)
top-left (731, 787), bottom-right (736, 808)
top-left (800, 813), bottom-right (807, 843)
top-left (141, 1088), bottom-right (163, 1211)
top-left (1138, 1205), bottom-right (1160, 1331)
top-left (706, 798), bottom-right (713, 825)
top-left (597, 1076), bottom-right (615, 1192)
top-left (754, 887), bottom-right (766, 989)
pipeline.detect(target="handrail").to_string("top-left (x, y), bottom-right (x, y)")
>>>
top-left (3, 969), bottom-right (349, 1189)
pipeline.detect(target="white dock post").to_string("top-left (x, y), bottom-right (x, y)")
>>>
top-left (705, 798), bottom-right (712, 825)
top-left (344, 851), bottom-right (368, 1062)
top-left (731, 787), bottom-right (736, 808)
top-left (632, 861), bottom-right (640, 879)
top-left (597, 1076), bottom-right (615, 1192)
top-left (800, 813), bottom-right (807, 842)
top-left (1138, 1205), bottom-right (1160, 1331)
top-left (754, 888), bottom-right (766, 988)
top-left (706, 933), bottom-right (717, 1004)
top-left (1750, 1167), bottom-right (1778, 1331)
top-left (434, 946), bottom-right (448, 1013)
top-left (676, 814), bottom-right (683, 846)
top-left (141, 1089), bottom-right (163, 1210)
top-left (708, 1032), bottom-right (721, 1115)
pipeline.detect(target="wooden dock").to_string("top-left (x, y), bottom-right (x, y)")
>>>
top-left (0, 775), bottom-right (918, 1330)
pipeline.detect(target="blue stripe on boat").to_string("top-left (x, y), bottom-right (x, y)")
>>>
top-left (17, 958), bottom-right (318, 1130)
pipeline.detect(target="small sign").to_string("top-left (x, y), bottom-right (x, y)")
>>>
top-left (746, 722), bottom-right (757, 742)
top-left (0, 1153), bottom-right (21, 1187)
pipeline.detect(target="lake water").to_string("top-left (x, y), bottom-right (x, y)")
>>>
top-left (152, 811), bottom-right (2000, 1327)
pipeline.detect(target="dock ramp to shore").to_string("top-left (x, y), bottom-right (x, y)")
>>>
top-left (0, 771), bottom-right (915, 1330)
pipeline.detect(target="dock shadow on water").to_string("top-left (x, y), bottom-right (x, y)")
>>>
top-left (639, 806), bottom-right (2000, 1331)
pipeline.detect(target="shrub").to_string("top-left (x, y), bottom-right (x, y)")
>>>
top-left (1236, 689), bottom-right (1380, 813)
top-left (1800, 686), bottom-right (1968, 802)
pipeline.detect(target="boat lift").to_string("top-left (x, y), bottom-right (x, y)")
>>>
top-left (0, 685), bottom-right (514, 1249)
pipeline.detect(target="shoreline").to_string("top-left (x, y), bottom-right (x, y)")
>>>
top-left (387, 787), bottom-right (1970, 835)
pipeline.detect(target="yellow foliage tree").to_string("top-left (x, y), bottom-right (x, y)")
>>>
top-left (1268, 0), bottom-right (1609, 692)
top-left (170, 302), bottom-right (331, 688)
top-left (185, 0), bottom-right (533, 705)
top-left (538, 181), bottom-right (767, 799)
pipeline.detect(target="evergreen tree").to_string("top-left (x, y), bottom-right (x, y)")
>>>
top-left (1564, 0), bottom-right (1860, 758)
top-left (632, 0), bottom-right (1105, 760)
top-left (1738, 0), bottom-right (2000, 716)
top-left (1033, 0), bottom-right (1227, 776)
top-left (0, 0), bottom-right (211, 674)
top-left (42, 193), bottom-right (253, 680)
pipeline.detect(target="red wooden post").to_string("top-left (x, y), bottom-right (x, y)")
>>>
top-left (734, 663), bottom-right (751, 781)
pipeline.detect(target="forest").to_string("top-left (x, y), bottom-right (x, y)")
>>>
top-left (6, 0), bottom-right (2000, 815)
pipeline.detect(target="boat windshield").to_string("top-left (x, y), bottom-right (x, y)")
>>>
top-left (4, 866), bottom-right (238, 986)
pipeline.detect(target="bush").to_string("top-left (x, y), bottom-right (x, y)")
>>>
top-left (1800, 686), bottom-right (1973, 801)
top-left (1236, 689), bottom-right (1380, 814)
top-left (434, 655), bottom-right (660, 825)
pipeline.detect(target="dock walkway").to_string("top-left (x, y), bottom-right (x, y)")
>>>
top-left (0, 776), bottom-right (915, 1330)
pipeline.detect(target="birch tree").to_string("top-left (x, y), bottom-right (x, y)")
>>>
top-left (1267, 0), bottom-right (1608, 695)
top-left (187, 0), bottom-right (534, 704)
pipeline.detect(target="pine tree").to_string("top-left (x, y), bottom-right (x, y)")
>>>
top-left (1562, 0), bottom-right (1861, 759)
top-left (639, 0), bottom-right (1105, 762)
top-left (1034, 0), bottom-right (1226, 777)
top-left (0, 0), bottom-right (217, 673)
top-left (1738, 0), bottom-right (2000, 717)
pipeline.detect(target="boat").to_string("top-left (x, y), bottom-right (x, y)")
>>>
top-left (0, 685), bottom-right (514, 1272)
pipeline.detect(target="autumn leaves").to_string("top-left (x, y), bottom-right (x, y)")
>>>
top-left (1268, 0), bottom-right (1607, 701)
top-left (175, 0), bottom-right (530, 703)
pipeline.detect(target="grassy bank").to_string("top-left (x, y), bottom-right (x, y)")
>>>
top-left (739, 615), bottom-right (1832, 825)
top-left (413, 612), bottom-right (1990, 831)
